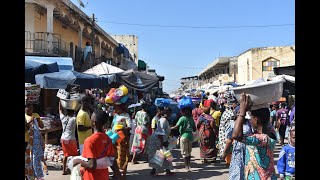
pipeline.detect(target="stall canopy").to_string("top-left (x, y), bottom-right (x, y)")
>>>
top-left (116, 69), bottom-right (159, 91)
top-left (25, 56), bottom-right (74, 71)
top-left (84, 62), bottom-right (124, 75)
top-left (35, 70), bottom-right (101, 89)
top-left (25, 59), bottom-right (59, 84)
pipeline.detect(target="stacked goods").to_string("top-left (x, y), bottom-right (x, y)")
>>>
top-left (25, 83), bottom-right (41, 104)
top-left (105, 85), bottom-right (130, 105)
top-left (57, 84), bottom-right (81, 110)
top-left (44, 144), bottom-right (64, 163)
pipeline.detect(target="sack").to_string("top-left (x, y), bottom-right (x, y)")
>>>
top-left (70, 164), bottom-right (82, 180)
top-left (178, 96), bottom-right (195, 110)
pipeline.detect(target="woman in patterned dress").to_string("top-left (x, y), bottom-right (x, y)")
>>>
top-left (25, 103), bottom-right (45, 180)
top-left (197, 107), bottom-right (218, 163)
top-left (131, 103), bottom-right (150, 164)
top-left (232, 93), bottom-right (277, 180)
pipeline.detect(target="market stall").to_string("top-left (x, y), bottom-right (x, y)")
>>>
top-left (25, 59), bottom-right (59, 84)
top-left (35, 70), bottom-right (101, 89)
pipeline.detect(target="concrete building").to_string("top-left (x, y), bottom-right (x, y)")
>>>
top-left (237, 46), bottom-right (295, 84)
top-left (25, 0), bottom-right (123, 71)
top-left (197, 56), bottom-right (238, 88)
top-left (111, 35), bottom-right (138, 64)
top-left (180, 76), bottom-right (199, 91)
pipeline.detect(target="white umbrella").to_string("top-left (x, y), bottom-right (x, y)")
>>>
top-left (84, 62), bottom-right (124, 75)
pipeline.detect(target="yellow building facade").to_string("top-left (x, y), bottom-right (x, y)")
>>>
top-left (237, 46), bottom-right (295, 84)
top-left (25, 0), bottom-right (122, 70)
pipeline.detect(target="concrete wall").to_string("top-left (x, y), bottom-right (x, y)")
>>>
top-left (237, 50), bottom-right (252, 84)
top-left (112, 35), bottom-right (138, 63)
top-left (25, 3), bottom-right (35, 33)
top-left (237, 46), bottom-right (295, 84)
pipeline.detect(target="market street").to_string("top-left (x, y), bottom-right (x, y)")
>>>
top-left (45, 143), bottom-right (284, 180)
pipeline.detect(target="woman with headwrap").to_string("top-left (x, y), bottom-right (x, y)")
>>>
top-left (197, 106), bottom-right (218, 163)
top-left (232, 93), bottom-right (277, 180)
top-left (217, 88), bottom-right (237, 165)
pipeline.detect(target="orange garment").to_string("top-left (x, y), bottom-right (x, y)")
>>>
top-left (82, 132), bottom-right (114, 180)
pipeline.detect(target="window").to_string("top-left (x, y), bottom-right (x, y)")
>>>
top-left (262, 58), bottom-right (280, 71)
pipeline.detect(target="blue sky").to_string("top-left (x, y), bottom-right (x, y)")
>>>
top-left (71, 0), bottom-right (295, 93)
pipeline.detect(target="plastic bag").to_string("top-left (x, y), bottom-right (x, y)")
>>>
top-left (178, 96), bottom-right (195, 110)
top-left (149, 149), bottom-right (165, 169)
top-left (155, 98), bottom-right (171, 107)
top-left (163, 149), bottom-right (173, 162)
top-left (70, 164), bottom-right (82, 180)
top-left (96, 157), bottom-right (113, 169)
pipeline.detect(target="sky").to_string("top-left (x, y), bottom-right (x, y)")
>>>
top-left (70, 0), bottom-right (295, 93)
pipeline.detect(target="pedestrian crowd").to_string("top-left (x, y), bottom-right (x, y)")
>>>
top-left (25, 88), bottom-right (295, 180)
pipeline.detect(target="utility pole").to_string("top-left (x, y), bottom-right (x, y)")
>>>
top-left (233, 62), bottom-right (236, 82)
top-left (91, 14), bottom-right (96, 58)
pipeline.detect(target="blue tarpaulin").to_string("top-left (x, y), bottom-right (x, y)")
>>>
top-left (25, 59), bottom-right (59, 84)
top-left (35, 70), bottom-right (101, 89)
top-left (25, 56), bottom-right (74, 71)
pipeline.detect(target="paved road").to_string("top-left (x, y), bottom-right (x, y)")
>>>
top-left (45, 142), bottom-right (284, 180)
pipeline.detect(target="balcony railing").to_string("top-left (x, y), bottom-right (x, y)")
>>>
top-left (25, 31), bottom-right (70, 57)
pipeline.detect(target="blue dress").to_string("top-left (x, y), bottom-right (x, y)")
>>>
top-left (229, 120), bottom-right (252, 180)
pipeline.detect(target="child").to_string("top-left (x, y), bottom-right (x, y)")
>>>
top-left (277, 124), bottom-right (295, 180)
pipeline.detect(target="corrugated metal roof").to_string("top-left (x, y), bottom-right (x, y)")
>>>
top-left (197, 57), bottom-right (231, 77)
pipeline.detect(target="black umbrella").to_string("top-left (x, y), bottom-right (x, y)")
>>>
top-left (116, 69), bottom-right (159, 91)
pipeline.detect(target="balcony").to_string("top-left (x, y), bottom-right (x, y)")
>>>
top-left (25, 31), bottom-right (70, 57)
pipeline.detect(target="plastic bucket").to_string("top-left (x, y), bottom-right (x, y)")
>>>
top-left (116, 85), bottom-right (128, 96)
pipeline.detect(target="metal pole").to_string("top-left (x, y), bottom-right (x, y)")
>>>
top-left (91, 14), bottom-right (95, 58)
top-left (233, 63), bottom-right (236, 82)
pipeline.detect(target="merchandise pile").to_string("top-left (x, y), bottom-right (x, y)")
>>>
top-left (40, 116), bottom-right (62, 130)
top-left (25, 83), bottom-right (41, 104)
top-left (44, 144), bottom-right (64, 164)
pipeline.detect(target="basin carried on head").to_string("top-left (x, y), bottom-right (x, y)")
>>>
top-left (231, 79), bottom-right (286, 110)
top-left (60, 98), bottom-right (80, 110)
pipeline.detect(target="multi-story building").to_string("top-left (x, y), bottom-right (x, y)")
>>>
top-left (197, 56), bottom-right (238, 88)
top-left (237, 46), bottom-right (295, 84)
top-left (111, 35), bottom-right (138, 64)
top-left (180, 76), bottom-right (199, 91)
top-left (25, 0), bottom-right (123, 71)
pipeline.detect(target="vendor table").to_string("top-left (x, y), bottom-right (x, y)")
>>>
top-left (40, 126), bottom-right (62, 144)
